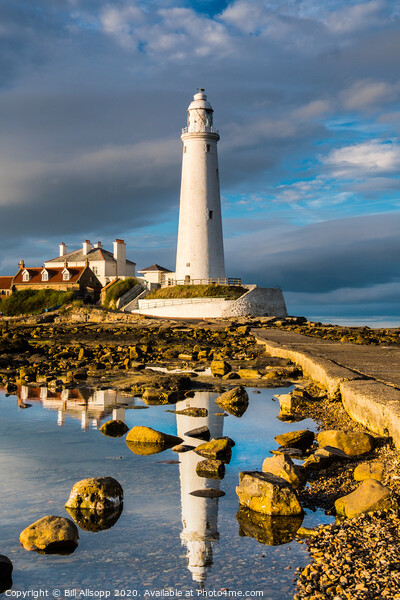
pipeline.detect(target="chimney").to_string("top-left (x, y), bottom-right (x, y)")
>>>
top-left (59, 242), bottom-right (67, 257)
top-left (18, 260), bottom-right (25, 270)
top-left (113, 239), bottom-right (126, 276)
top-left (94, 241), bottom-right (103, 249)
top-left (82, 240), bottom-right (92, 255)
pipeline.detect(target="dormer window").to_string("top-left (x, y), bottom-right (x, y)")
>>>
top-left (62, 268), bottom-right (70, 281)
top-left (22, 270), bottom-right (30, 282)
top-left (41, 269), bottom-right (48, 282)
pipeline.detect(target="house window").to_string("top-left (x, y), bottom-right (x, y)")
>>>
top-left (42, 271), bottom-right (48, 282)
top-left (92, 266), bottom-right (98, 275)
top-left (208, 210), bottom-right (213, 219)
top-left (62, 269), bottom-right (70, 281)
top-left (22, 271), bottom-right (29, 282)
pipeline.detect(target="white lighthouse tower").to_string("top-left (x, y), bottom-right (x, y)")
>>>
top-left (175, 89), bottom-right (225, 283)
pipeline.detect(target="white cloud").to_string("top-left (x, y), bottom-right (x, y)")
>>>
top-left (322, 139), bottom-right (400, 175)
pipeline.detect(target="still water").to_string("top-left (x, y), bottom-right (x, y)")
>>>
top-left (0, 385), bottom-right (330, 598)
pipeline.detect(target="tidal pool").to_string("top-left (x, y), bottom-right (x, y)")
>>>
top-left (0, 385), bottom-right (331, 598)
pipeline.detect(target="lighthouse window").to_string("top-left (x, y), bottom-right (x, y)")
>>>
top-left (186, 263), bottom-right (190, 267)
top-left (184, 146), bottom-right (187, 153)
top-left (206, 144), bottom-right (210, 152)
top-left (208, 210), bottom-right (213, 219)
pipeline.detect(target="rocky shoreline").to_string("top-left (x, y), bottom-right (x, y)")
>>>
top-left (1, 306), bottom-right (400, 599)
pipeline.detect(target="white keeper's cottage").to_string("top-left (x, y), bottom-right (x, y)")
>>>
top-left (45, 239), bottom-right (135, 287)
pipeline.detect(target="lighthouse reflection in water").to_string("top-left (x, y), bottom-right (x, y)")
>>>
top-left (175, 392), bottom-right (224, 586)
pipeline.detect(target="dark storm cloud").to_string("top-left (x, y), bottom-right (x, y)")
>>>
top-left (0, 0), bottom-right (399, 324)
top-left (225, 212), bottom-right (400, 293)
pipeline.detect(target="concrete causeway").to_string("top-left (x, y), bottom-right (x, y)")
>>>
top-left (253, 328), bottom-right (400, 448)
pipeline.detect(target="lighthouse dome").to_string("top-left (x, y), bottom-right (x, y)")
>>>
top-left (187, 89), bottom-right (213, 112)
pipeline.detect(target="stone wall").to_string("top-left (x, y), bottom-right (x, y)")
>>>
top-left (221, 287), bottom-right (287, 318)
top-left (133, 286), bottom-right (287, 319)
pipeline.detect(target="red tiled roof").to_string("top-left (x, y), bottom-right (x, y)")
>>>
top-left (0, 276), bottom-right (13, 289)
top-left (13, 267), bottom-right (85, 285)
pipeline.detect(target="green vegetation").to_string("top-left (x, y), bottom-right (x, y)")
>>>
top-left (0, 289), bottom-right (75, 316)
top-left (146, 284), bottom-right (247, 301)
top-left (103, 277), bottom-right (142, 308)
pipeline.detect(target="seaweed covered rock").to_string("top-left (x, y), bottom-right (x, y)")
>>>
top-left (100, 420), bottom-right (129, 437)
top-left (65, 476), bottom-right (123, 511)
top-left (20, 516), bottom-right (79, 554)
top-left (215, 386), bottom-right (249, 418)
top-left (236, 471), bottom-right (302, 516)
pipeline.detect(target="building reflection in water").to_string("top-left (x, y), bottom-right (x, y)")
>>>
top-left (14, 385), bottom-right (135, 430)
top-left (11, 385), bottom-right (225, 584)
top-left (175, 392), bottom-right (225, 587)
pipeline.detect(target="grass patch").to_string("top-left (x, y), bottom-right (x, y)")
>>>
top-left (103, 277), bottom-right (142, 308)
top-left (146, 284), bottom-right (247, 301)
top-left (0, 289), bottom-right (75, 316)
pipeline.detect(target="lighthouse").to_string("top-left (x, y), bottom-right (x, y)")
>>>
top-left (175, 89), bottom-right (225, 283)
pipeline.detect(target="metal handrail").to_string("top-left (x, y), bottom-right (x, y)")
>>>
top-left (138, 296), bottom-right (229, 309)
top-left (181, 127), bottom-right (219, 134)
top-left (164, 277), bottom-right (242, 287)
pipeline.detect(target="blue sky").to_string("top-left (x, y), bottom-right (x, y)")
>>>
top-left (0, 0), bottom-right (399, 319)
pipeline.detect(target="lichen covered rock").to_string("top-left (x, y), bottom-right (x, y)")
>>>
top-left (236, 471), bottom-right (303, 516)
top-left (195, 438), bottom-right (232, 463)
top-left (65, 476), bottom-right (123, 511)
top-left (335, 479), bottom-right (393, 518)
top-left (211, 360), bottom-right (232, 377)
top-left (262, 454), bottom-right (305, 489)
top-left (196, 458), bottom-right (225, 479)
top-left (317, 430), bottom-right (374, 457)
top-left (20, 516), bottom-right (79, 554)
top-left (274, 429), bottom-right (314, 451)
top-left (354, 461), bottom-right (384, 482)
top-left (126, 426), bottom-right (182, 448)
top-left (215, 386), bottom-right (249, 418)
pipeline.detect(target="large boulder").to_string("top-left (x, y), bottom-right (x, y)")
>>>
top-left (20, 516), bottom-right (79, 554)
top-left (262, 454), bottom-right (305, 489)
top-left (100, 420), bottom-right (129, 437)
top-left (237, 369), bottom-right (262, 379)
top-left (335, 479), bottom-right (393, 518)
top-left (195, 438), bottom-right (232, 463)
top-left (274, 429), bottom-right (314, 451)
top-left (215, 386), bottom-right (249, 418)
top-left (65, 476), bottom-right (123, 511)
top-left (316, 430), bottom-right (374, 457)
top-left (237, 508), bottom-right (303, 546)
top-left (236, 471), bottom-right (303, 516)
top-left (126, 426), bottom-right (182, 449)
top-left (0, 556), bottom-right (12, 593)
